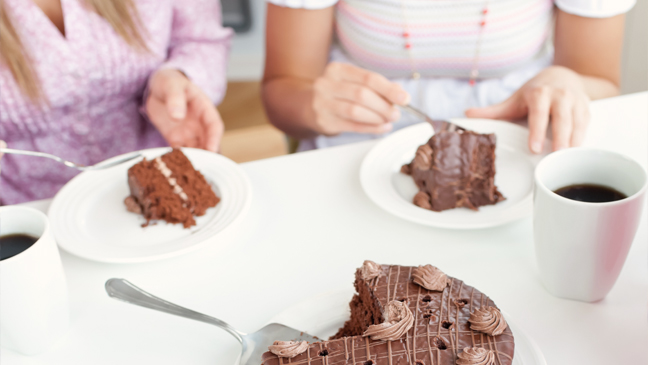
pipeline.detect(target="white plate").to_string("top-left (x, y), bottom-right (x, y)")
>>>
top-left (270, 289), bottom-right (546, 365)
top-left (360, 119), bottom-right (550, 229)
top-left (48, 148), bottom-right (252, 263)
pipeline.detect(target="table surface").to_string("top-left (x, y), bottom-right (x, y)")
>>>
top-left (3, 92), bottom-right (647, 365)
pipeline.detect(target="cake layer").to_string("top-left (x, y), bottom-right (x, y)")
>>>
top-left (124, 148), bottom-right (219, 228)
top-left (261, 264), bottom-right (514, 365)
top-left (403, 130), bottom-right (504, 212)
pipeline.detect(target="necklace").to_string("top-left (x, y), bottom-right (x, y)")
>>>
top-left (399, 0), bottom-right (491, 107)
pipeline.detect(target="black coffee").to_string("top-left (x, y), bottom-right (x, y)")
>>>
top-left (553, 184), bottom-right (627, 203)
top-left (0, 234), bottom-right (38, 261)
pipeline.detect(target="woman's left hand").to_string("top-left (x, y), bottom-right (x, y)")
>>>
top-left (146, 69), bottom-right (224, 152)
top-left (465, 66), bottom-right (591, 154)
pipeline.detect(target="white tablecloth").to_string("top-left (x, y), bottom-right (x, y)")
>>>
top-left (4, 92), bottom-right (647, 365)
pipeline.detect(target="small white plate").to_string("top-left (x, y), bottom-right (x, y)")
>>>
top-left (48, 148), bottom-right (252, 263)
top-left (270, 289), bottom-right (546, 365)
top-left (360, 119), bottom-right (550, 229)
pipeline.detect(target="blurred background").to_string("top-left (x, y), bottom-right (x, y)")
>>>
top-left (218, 0), bottom-right (648, 163)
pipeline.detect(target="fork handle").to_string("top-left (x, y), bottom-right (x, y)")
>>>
top-left (105, 278), bottom-right (245, 343)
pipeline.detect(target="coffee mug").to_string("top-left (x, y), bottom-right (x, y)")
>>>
top-left (0, 206), bottom-right (70, 355)
top-left (534, 147), bottom-right (647, 302)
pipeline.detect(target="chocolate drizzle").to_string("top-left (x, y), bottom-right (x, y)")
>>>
top-left (261, 264), bottom-right (514, 365)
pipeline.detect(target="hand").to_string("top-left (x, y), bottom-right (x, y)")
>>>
top-left (146, 69), bottom-right (224, 152)
top-left (0, 140), bottom-right (5, 175)
top-left (465, 66), bottom-right (591, 153)
top-left (312, 62), bottom-right (410, 135)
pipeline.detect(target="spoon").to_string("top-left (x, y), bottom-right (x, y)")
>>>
top-left (0, 148), bottom-right (142, 171)
top-left (105, 278), bottom-right (320, 365)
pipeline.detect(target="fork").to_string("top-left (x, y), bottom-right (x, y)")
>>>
top-left (105, 278), bottom-right (320, 365)
top-left (0, 148), bottom-right (142, 171)
top-left (400, 104), bottom-right (466, 133)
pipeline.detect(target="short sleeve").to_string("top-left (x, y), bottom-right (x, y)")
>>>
top-left (266, 0), bottom-right (338, 10)
top-left (555, 0), bottom-right (636, 18)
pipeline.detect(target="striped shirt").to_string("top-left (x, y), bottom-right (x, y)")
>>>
top-left (267, 0), bottom-right (635, 151)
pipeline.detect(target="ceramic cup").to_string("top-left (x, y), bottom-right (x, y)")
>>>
top-left (0, 206), bottom-right (70, 355)
top-left (534, 147), bottom-right (647, 302)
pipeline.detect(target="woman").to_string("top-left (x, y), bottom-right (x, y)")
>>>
top-left (262, 0), bottom-right (632, 152)
top-left (0, 0), bottom-right (232, 204)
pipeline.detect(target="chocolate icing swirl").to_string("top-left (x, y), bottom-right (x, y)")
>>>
top-left (267, 341), bottom-right (309, 358)
top-left (360, 260), bottom-right (382, 281)
top-left (412, 144), bottom-right (433, 170)
top-left (363, 300), bottom-right (414, 341)
top-left (456, 347), bottom-right (496, 365)
top-left (412, 264), bottom-right (449, 291)
top-left (469, 306), bottom-right (508, 336)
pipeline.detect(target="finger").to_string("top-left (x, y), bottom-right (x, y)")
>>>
top-left (326, 62), bottom-right (410, 105)
top-left (323, 98), bottom-right (388, 125)
top-left (146, 97), bottom-right (185, 147)
top-left (315, 78), bottom-right (399, 122)
top-left (185, 84), bottom-right (223, 152)
top-left (316, 113), bottom-right (393, 135)
top-left (550, 91), bottom-right (574, 151)
top-left (525, 87), bottom-right (552, 154)
top-left (464, 93), bottom-right (525, 120)
top-left (162, 76), bottom-right (189, 120)
top-left (570, 98), bottom-right (590, 147)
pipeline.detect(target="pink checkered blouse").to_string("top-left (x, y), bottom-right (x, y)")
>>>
top-left (0, 0), bottom-right (232, 204)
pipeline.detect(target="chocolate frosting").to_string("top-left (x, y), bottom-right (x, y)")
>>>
top-left (363, 300), bottom-right (414, 341)
top-left (469, 306), bottom-right (508, 336)
top-left (456, 347), bottom-right (496, 365)
top-left (412, 264), bottom-right (449, 291)
top-left (403, 130), bottom-right (505, 212)
top-left (267, 341), bottom-right (308, 358)
top-left (360, 260), bottom-right (382, 281)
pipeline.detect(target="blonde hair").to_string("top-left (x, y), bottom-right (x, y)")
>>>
top-left (0, 0), bottom-right (149, 102)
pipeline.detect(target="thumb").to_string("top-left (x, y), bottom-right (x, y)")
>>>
top-left (465, 93), bottom-right (525, 120)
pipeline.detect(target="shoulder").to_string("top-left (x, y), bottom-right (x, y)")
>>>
top-left (266, 0), bottom-right (338, 10)
top-left (555, 0), bottom-right (636, 18)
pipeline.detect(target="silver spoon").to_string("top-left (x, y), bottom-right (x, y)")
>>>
top-left (0, 148), bottom-right (142, 171)
top-left (105, 278), bottom-right (320, 365)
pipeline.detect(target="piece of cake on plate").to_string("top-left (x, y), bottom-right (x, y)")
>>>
top-left (124, 148), bottom-right (219, 228)
top-left (261, 261), bottom-right (514, 365)
top-left (401, 129), bottom-right (505, 212)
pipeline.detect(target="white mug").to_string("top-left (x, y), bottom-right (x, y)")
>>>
top-left (534, 148), bottom-right (647, 302)
top-left (0, 206), bottom-right (70, 355)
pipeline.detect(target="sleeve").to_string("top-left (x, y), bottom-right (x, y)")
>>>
top-left (157, 0), bottom-right (234, 105)
top-left (555, 0), bottom-right (636, 18)
top-left (266, 0), bottom-right (338, 10)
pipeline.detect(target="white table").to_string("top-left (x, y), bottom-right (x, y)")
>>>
top-left (3, 92), bottom-right (647, 365)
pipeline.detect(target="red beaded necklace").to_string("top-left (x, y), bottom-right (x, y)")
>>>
top-left (400, 1), bottom-right (491, 87)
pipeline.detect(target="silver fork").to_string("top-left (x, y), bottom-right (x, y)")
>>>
top-left (105, 278), bottom-right (320, 365)
top-left (400, 104), bottom-right (465, 133)
top-left (0, 148), bottom-right (142, 171)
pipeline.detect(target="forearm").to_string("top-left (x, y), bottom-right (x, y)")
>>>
top-left (262, 77), bottom-right (319, 139)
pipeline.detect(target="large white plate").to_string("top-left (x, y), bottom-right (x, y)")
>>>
top-left (270, 289), bottom-right (546, 365)
top-left (360, 119), bottom-right (550, 229)
top-left (48, 147), bottom-right (252, 263)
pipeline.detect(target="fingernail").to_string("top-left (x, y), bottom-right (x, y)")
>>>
top-left (170, 107), bottom-right (185, 119)
top-left (390, 108), bottom-right (401, 121)
top-left (401, 92), bottom-right (411, 105)
top-left (531, 141), bottom-right (542, 154)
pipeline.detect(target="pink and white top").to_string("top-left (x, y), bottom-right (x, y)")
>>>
top-left (0, 0), bottom-right (232, 204)
top-left (267, 0), bottom-right (635, 151)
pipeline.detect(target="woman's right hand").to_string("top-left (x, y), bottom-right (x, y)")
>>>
top-left (0, 140), bottom-right (6, 175)
top-left (311, 62), bottom-right (410, 136)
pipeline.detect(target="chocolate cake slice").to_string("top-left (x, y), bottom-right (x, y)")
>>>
top-left (124, 148), bottom-right (220, 228)
top-left (401, 130), bottom-right (505, 212)
top-left (261, 262), bottom-right (514, 365)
